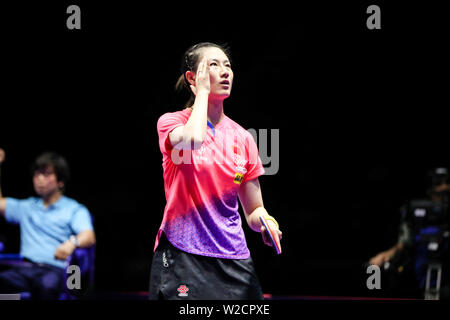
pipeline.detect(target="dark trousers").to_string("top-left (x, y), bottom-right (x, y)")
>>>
top-left (0, 263), bottom-right (65, 300)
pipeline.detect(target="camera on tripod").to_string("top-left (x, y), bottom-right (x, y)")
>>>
top-left (406, 167), bottom-right (450, 299)
top-left (409, 199), bottom-right (449, 258)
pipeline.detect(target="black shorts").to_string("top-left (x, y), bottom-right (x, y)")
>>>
top-left (148, 234), bottom-right (264, 300)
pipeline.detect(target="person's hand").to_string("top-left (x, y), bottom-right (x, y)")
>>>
top-left (261, 220), bottom-right (282, 247)
top-left (54, 240), bottom-right (76, 260)
top-left (435, 183), bottom-right (450, 193)
top-left (369, 251), bottom-right (392, 267)
top-left (0, 148), bottom-right (5, 165)
top-left (190, 57), bottom-right (210, 96)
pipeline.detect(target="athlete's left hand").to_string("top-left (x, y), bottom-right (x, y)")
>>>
top-left (261, 221), bottom-right (282, 247)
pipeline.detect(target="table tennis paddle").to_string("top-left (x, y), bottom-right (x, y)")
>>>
top-left (260, 216), bottom-right (282, 254)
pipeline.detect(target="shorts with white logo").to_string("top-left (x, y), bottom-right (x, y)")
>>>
top-left (148, 234), bottom-right (264, 300)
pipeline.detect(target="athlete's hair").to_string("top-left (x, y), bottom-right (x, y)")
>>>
top-left (31, 152), bottom-right (71, 193)
top-left (175, 42), bottom-right (232, 108)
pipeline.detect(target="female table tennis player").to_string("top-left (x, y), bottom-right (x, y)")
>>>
top-left (149, 42), bottom-right (282, 300)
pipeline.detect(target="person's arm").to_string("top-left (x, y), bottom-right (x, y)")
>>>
top-left (73, 230), bottom-right (96, 248)
top-left (169, 57), bottom-right (210, 150)
top-left (54, 230), bottom-right (96, 261)
top-left (369, 241), bottom-right (404, 266)
top-left (0, 148), bottom-right (6, 217)
top-left (369, 204), bottom-right (411, 266)
top-left (238, 178), bottom-right (282, 247)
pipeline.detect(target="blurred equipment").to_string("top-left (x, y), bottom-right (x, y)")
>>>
top-left (407, 168), bottom-right (450, 300)
top-left (408, 200), bottom-right (449, 300)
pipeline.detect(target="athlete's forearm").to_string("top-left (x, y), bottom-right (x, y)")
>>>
top-left (246, 206), bottom-right (270, 232)
top-left (183, 90), bottom-right (209, 145)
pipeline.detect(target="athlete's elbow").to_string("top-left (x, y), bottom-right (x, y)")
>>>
top-left (183, 134), bottom-right (205, 150)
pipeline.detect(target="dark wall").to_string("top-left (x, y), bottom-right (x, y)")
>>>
top-left (1, 1), bottom-right (449, 297)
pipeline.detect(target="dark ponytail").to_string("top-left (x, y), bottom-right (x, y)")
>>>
top-left (175, 42), bottom-right (231, 109)
top-left (175, 74), bottom-right (186, 92)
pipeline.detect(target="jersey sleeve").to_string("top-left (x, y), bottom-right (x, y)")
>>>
top-left (70, 205), bottom-right (94, 235)
top-left (4, 197), bottom-right (26, 225)
top-left (243, 131), bottom-right (265, 182)
top-left (157, 112), bottom-right (187, 156)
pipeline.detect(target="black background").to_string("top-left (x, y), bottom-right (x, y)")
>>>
top-left (0, 1), bottom-right (449, 298)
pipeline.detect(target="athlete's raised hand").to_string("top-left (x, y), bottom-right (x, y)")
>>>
top-left (190, 57), bottom-right (210, 96)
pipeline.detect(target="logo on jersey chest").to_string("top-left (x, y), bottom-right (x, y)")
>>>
top-left (232, 145), bottom-right (247, 184)
top-left (233, 172), bottom-right (244, 184)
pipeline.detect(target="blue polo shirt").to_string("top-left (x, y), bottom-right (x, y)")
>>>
top-left (5, 196), bottom-right (93, 269)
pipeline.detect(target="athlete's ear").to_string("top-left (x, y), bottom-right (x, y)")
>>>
top-left (186, 71), bottom-right (195, 86)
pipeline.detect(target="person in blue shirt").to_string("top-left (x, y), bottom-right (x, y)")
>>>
top-left (0, 149), bottom-right (96, 300)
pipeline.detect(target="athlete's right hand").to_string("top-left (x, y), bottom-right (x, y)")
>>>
top-left (190, 57), bottom-right (210, 96)
top-left (0, 148), bottom-right (5, 165)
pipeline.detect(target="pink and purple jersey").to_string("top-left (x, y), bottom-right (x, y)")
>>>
top-left (155, 108), bottom-right (265, 259)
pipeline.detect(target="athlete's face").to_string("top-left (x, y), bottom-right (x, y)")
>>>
top-left (198, 47), bottom-right (233, 99)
